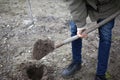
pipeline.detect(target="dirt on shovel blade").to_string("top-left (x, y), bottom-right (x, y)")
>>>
top-left (33, 39), bottom-right (55, 60)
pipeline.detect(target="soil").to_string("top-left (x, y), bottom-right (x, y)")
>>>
top-left (26, 64), bottom-right (54, 80)
top-left (33, 39), bottom-right (54, 60)
top-left (0, 0), bottom-right (120, 80)
top-left (26, 65), bottom-right (45, 80)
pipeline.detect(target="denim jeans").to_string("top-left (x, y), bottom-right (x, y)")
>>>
top-left (69, 19), bottom-right (115, 75)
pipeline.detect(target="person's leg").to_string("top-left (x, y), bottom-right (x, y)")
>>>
top-left (70, 21), bottom-right (82, 64)
top-left (96, 19), bottom-right (115, 76)
top-left (62, 21), bottom-right (82, 77)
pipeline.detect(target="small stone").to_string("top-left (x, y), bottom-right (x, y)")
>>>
top-left (62, 58), bottom-right (66, 62)
top-left (92, 50), bottom-right (96, 52)
top-left (28, 25), bottom-right (34, 29)
top-left (48, 37), bottom-right (52, 39)
top-left (0, 64), bottom-right (3, 68)
top-left (23, 20), bottom-right (32, 25)
top-left (28, 50), bottom-right (31, 53)
top-left (7, 25), bottom-right (10, 27)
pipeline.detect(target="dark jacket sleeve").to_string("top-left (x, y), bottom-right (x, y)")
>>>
top-left (67, 0), bottom-right (88, 28)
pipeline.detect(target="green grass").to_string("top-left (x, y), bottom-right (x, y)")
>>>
top-left (106, 72), bottom-right (112, 79)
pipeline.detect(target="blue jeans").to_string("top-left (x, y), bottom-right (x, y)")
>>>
top-left (69, 19), bottom-right (114, 75)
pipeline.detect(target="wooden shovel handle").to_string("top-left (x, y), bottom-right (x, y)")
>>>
top-left (55, 10), bottom-right (120, 48)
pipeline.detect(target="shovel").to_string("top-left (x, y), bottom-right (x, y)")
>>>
top-left (55, 10), bottom-right (120, 48)
top-left (33, 10), bottom-right (120, 60)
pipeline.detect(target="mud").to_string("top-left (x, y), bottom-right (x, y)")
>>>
top-left (33, 39), bottom-right (55, 60)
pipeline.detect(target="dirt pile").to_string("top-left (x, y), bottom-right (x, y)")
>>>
top-left (33, 39), bottom-right (55, 60)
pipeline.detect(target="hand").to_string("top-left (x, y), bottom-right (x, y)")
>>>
top-left (77, 28), bottom-right (88, 38)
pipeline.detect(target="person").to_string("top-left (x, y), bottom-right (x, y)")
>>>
top-left (61, 0), bottom-right (120, 80)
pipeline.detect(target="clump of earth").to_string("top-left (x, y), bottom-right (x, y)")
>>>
top-left (33, 39), bottom-right (54, 60)
top-left (0, 0), bottom-right (120, 80)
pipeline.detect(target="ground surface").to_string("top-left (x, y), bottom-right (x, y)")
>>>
top-left (0, 0), bottom-right (120, 80)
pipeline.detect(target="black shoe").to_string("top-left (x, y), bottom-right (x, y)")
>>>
top-left (95, 75), bottom-right (107, 80)
top-left (61, 62), bottom-right (81, 78)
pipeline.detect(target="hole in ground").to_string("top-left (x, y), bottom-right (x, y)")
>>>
top-left (26, 65), bottom-right (45, 80)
